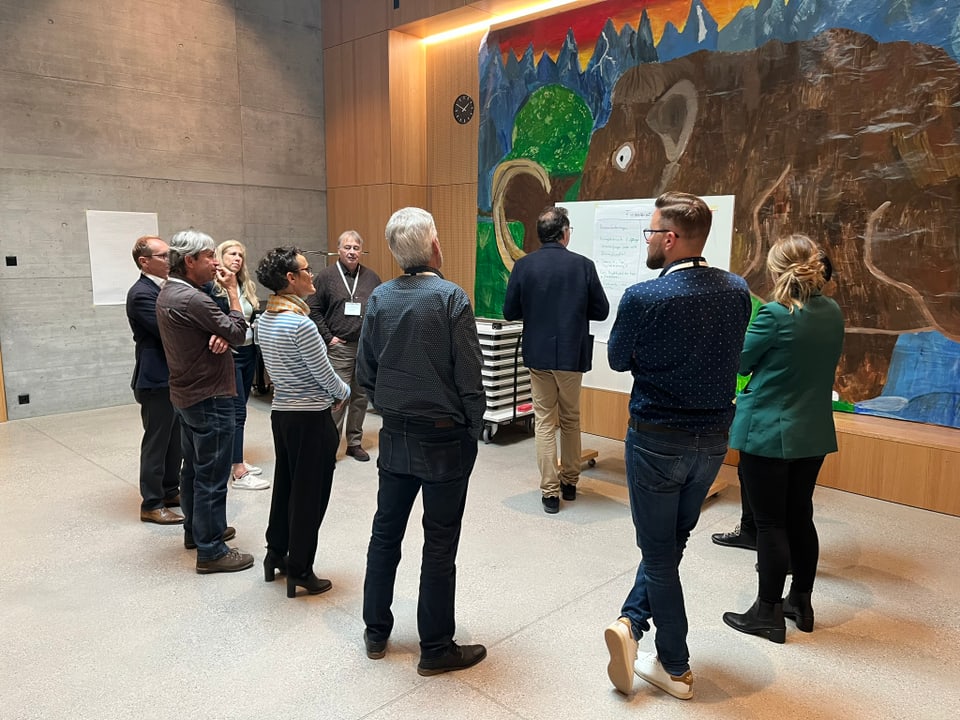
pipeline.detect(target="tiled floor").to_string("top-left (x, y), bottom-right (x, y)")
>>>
top-left (1, 397), bottom-right (958, 719)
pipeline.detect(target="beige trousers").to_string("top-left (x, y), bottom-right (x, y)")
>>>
top-left (529, 368), bottom-right (583, 497)
top-left (327, 340), bottom-right (367, 447)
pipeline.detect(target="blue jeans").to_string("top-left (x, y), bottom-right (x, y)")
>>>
top-left (176, 397), bottom-right (236, 561)
top-left (362, 419), bottom-right (478, 657)
top-left (621, 426), bottom-right (728, 676)
top-left (231, 344), bottom-right (257, 465)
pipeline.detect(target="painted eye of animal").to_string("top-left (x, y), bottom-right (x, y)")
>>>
top-left (613, 143), bottom-right (634, 171)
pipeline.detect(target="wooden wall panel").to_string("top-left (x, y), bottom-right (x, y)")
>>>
top-left (322, 43), bottom-right (358, 188)
top-left (426, 32), bottom-right (482, 186)
top-left (321, 0), bottom-right (392, 49)
top-left (389, 32), bottom-right (428, 186)
top-left (581, 387), bottom-right (630, 439)
top-left (326, 185), bottom-right (396, 279)
top-left (353, 33), bottom-right (392, 186)
top-left (429, 183), bottom-right (478, 295)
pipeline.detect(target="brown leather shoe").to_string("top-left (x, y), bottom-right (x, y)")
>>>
top-left (346, 445), bottom-right (370, 462)
top-left (140, 507), bottom-right (184, 525)
top-left (163, 494), bottom-right (181, 508)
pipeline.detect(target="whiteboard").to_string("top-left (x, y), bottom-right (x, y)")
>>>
top-left (557, 196), bottom-right (736, 393)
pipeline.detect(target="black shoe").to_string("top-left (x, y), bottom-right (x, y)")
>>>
top-left (263, 548), bottom-right (287, 582)
top-left (722, 598), bottom-right (785, 643)
top-left (783, 591), bottom-right (814, 632)
top-left (417, 643), bottom-right (487, 676)
top-left (286, 571), bottom-right (332, 598)
top-left (184, 526), bottom-right (236, 550)
top-left (561, 483), bottom-right (577, 501)
top-left (711, 524), bottom-right (756, 550)
top-left (364, 629), bottom-right (387, 659)
top-left (542, 496), bottom-right (560, 514)
top-left (196, 548), bottom-right (254, 575)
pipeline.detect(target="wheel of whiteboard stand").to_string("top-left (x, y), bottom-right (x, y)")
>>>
top-left (588, 458), bottom-right (596, 467)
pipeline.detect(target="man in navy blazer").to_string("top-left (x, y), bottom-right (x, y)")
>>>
top-left (126, 235), bottom-right (184, 525)
top-left (503, 206), bottom-right (609, 514)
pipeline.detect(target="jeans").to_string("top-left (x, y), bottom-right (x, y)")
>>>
top-left (738, 452), bottom-right (824, 601)
top-left (231, 344), bottom-right (257, 465)
top-left (362, 420), bottom-right (478, 657)
top-left (176, 397), bottom-right (235, 561)
top-left (621, 426), bottom-right (728, 676)
top-left (265, 410), bottom-right (338, 576)
top-left (134, 387), bottom-right (182, 511)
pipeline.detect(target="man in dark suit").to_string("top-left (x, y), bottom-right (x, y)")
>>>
top-left (126, 235), bottom-right (183, 524)
top-left (503, 206), bottom-right (609, 514)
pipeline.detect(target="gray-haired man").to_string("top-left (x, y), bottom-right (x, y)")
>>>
top-left (156, 229), bottom-right (254, 574)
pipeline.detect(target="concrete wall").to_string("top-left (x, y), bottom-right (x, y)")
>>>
top-left (0, 0), bottom-right (327, 419)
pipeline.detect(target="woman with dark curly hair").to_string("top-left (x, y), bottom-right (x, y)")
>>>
top-left (255, 247), bottom-right (350, 598)
top-left (722, 234), bottom-right (844, 642)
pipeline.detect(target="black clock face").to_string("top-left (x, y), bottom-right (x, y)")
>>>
top-left (453, 93), bottom-right (474, 124)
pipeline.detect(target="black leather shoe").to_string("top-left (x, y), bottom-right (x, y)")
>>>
top-left (263, 548), bottom-right (287, 582)
top-left (722, 598), bottom-right (785, 643)
top-left (542, 496), bottom-right (560, 514)
top-left (783, 591), bottom-right (814, 632)
top-left (184, 526), bottom-right (236, 550)
top-left (561, 483), bottom-right (577, 501)
top-left (346, 445), bottom-right (371, 462)
top-left (711, 525), bottom-right (756, 550)
top-left (364, 629), bottom-right (387, 659)
top-left (286, 571), bottom-right (332, 598)
top-left (417, 643), bottom-right (487, 676)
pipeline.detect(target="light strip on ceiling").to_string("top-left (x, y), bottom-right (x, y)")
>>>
top-left (422, 0), bottom-right (583, 45)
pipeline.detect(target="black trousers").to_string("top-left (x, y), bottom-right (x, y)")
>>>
top-left (738, 452), bottom-right (825, 602)
top-left (363, 420), bottom-right (477, 658)
top-left (266, 410), bottom-right (338, 577)
top-left (134, 387), bottom-right (182, 511)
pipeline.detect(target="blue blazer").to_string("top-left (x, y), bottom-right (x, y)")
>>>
top-left (502, 243), bottom-right (609, 372)
top-left (125, 275), bottom-right (171, 390)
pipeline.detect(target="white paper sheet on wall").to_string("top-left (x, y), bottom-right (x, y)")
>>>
top-left (86, 210), bottom-right (160, 305)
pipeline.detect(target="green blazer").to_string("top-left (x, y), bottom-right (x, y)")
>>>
top-left (729, 294), bottom-right (844, 459)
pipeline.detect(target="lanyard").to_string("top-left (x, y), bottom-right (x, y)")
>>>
top-left (337, 262), bottom-right (359, 300)
top-left (661, 257), bottom-right (708, 277)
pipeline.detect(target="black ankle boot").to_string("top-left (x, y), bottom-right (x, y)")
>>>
top-left (263, 549), bottom-right (287, 582)
top-left (783, 591), bottom-right (814, 632)
top-left (286, 571), bottom-right (332, 598)
top-left (723, 598), bottom-right (786, 643)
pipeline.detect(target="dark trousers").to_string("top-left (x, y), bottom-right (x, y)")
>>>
top-left (177, 397), bottom-right (235, 561)
top-left (265, 410), bottom-right (338, 577)
top-left (736, 463), bottom-right (757, 538)
top-left (134, 387), bottom-right (182, 511)
top-left (362, 421), bottom-right (477, 658)
top-left (231, 344), bottom-right (257, 465)
top-left (738, 452), bottom-right (825, 602)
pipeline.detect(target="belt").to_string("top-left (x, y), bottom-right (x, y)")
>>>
top-left (382, 415), bottom-right (460, 431)
top-left (628, 418), bottom-right (678, 434)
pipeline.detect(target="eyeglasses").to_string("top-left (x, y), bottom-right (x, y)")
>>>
top-left (296, 266), bottom-right (313, 275)
top-left (144, 252), bottom-right (169, 260)
top-left (642, 229), bottom-right (677, 240)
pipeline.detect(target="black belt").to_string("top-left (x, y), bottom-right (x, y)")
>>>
top-left (628, 418), bottom-right (678, 434)
top-left (382, 415), bottom-right (460, 431)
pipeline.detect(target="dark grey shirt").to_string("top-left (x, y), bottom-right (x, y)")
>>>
top-left (357, 274), bottom-right (485, 438)
top-left (307, 261), bottom-right (381, 344)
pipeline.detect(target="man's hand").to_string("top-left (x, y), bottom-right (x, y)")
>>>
top-left (216, 266), bottom-right (238, 291)
top-left (332, 397), bottom-right (348, 412)
top-left (209, 335), bottom-right (229, 354)
top-left (330, 336), bottom-right (344, 346)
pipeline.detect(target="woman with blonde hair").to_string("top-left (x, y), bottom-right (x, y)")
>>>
top-left (722, 234), bottom-right (843, 643)
top-left (213, 240), bottom-right (269, 490)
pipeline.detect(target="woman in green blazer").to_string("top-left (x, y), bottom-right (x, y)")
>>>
top-left (722, 235), bottom-right (844, 643)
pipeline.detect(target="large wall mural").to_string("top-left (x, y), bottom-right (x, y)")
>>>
top-left (475, 0), bottom-right (960, 430)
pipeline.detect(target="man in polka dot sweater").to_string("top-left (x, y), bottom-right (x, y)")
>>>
top-left (603, 191), bottom-right (752, 701)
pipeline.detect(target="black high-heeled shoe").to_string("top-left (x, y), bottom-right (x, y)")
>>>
top-left (286, 571), bottom-right (332, 598)
top-left (263, 549), bottom-right (287, 582)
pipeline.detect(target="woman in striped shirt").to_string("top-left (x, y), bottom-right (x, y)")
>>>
top-left (254, 247), bottom-right (350, 599)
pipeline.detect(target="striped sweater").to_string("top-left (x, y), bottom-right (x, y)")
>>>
top-left (256, 310), bottom-right (349, 411)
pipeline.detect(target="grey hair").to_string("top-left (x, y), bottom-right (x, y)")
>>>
top-left (385, 207), bottom-right (435, 270)
top-left (168, 229), bottom-right (215, 275)
top-left (338, 230), bottom-right (363, 246)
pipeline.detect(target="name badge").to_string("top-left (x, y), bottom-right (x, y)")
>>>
top-left (344, 302), bottom-right (362, 316)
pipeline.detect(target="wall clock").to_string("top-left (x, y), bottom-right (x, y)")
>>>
top-left (453, 93), bottom-right (475, 124)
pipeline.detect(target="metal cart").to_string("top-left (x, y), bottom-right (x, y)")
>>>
top-left (476, 319), bottom-right (534, 443)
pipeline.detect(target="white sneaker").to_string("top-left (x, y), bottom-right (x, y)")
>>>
top-left (604, 617), bottom-right (638, 694)
top-left (232, 473), bottom-right (270, 491)
top-left (634, 652), bottom-right (693, 700)
top-left (244, 463), bottom-right (263, 476)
